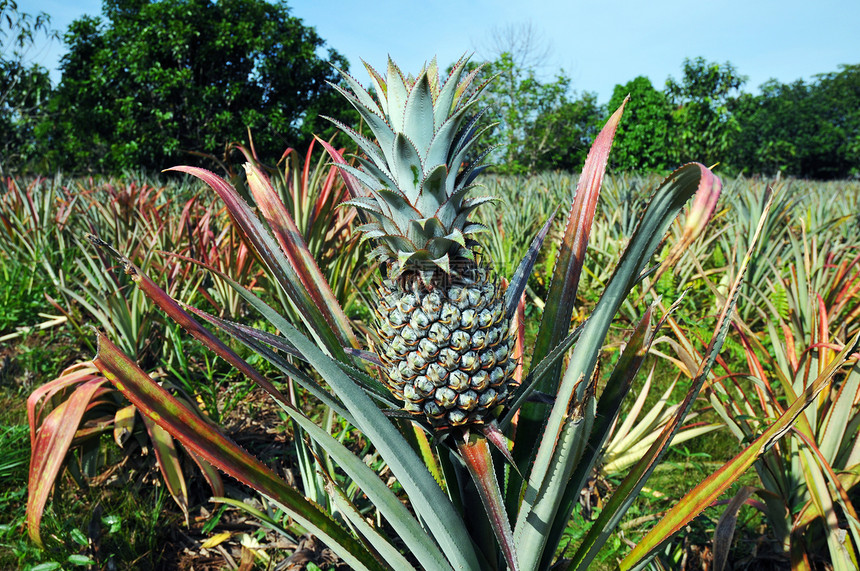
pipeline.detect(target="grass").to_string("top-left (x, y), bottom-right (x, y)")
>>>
top-left (0, 326), bottom-right (293, 570)
top-left (0, 263), bottom-right (55, 335)
top-left (559, 458), bottom-right (768, 569)
top-left (0, 463), bottom-right (177, 570)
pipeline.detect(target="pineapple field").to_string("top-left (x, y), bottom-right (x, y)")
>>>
top-left (0, 14), bottom-right (858, 563)
top-left (3, 0), bottom-right (860, 567)
top-left (1, 79), bottom-right (859, 569)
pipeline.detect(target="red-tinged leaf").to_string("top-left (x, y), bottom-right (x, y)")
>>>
top-left (181, 301), bottom-right (299, 362)
top-left (162, 254), bottom-right (389, 410)
top-left (243, 162), bottom-right (358, 349)
top-left (784, 321), bottom-right (799, 373)
top-left (459, 435), bottom-right (520, 571)
top-left (301, 142), bottom-right (314, 201)
top-left (27, 375), bottom-right (110, 546)
top-left (164, 166), bottom-right (346, 359)
top-left (178, 299), bottom-right (365, 419)
top-left (187, 449), bottom-right (224, 498)
top-left (343, 347), bottom-right (384, 367)
top-left (316, 137), bottom-right (369, 223)
top-left (312, 146), bottom-right (346, 225)
top-left (233, 142), bottom-right (259, 164)
top-left (536, 99), bottom-right (627, 362)
top-left (92, 334), bottom-right (385, 571)
top-left (789, 426), bottom-right (860, 562)
top-left (563, 173), bottom-right (758, 571)
top-left (515, 99), bottom-right (627, 469)
top-left (481, 421), bottom-right (521, 478)
top-left (27, 362), bottom-right (101, 449)
top-left (818, 294), bottom-right (831, 375)
top-left (618, 332), bottom-right (860, 570)
top-left (149, 385), bottom-right (223, 498)
top-left (513, 287), bottom-right (526, 387)
top-left (86, 234), bottom-right (288, 405)
top-left (652, 172), bottom-right (723, 284)
top-left (142, 416), bottom-right (189, 524)
top-left (68, 413), bottom-right (115, 442)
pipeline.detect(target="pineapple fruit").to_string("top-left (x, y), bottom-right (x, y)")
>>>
top-left (329, 57), bottom-right (516, 431)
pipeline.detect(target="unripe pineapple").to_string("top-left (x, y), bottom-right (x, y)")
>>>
top-left (329, 57), bottom-right (516, 431)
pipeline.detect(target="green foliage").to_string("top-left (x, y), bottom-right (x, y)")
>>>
top-left (40, 0), bottom-right (354, 173)
top-left (607, 57), bottom-right (860, 179)
top-left (1, 388), bottom-right (169, 571)
top-left (2, 473), bottom-right (175, 569)
top-left (0, 260), bottom-right (57, 334)
top-left (0, 422), bottom-right (28, 503)
top-left (4, 0), bottom-right (860, 183)
top-left (6, 0), bottom-right (859, 183)
top-left (0, 61), bottom-right (52, 171)
top-left (730, 64), bottom-right (860, 178)
top-left (0, 1), bottom-right (57, 173)
top-left (472, 52), bottom-right (578, 174)
top-left (666, 57), bottom-right (746, 167)
top-left (523, 91), bottom-right (605, 172)
top-left (607, 76), bottom-right (676, 172)
top-left (460, 51), bottom-right (608, 175)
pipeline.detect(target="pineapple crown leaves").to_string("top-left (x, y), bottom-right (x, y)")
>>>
top-left (326, 54), bottom-right (499, 278)
top-left (328, 59), bottom-right (490, 198)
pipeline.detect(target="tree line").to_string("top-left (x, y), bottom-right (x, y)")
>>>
top-left (2, 0), bottom-right (858, 179)
top-left (478, 54), bottom-right (859, 179)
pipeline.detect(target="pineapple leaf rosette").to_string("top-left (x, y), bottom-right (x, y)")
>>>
top-left (326, 57), bottom-right (517, 432)
top-left (76, 47), bottom-right (793, 571)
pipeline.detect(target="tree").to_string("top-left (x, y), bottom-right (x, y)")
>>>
top-left (813, 64), bottom-right (860, 178)
top-left (0, 0), bottom-right (57, 172)
top-left (666, 57), bottom-right (745, 167)
top-left (43, 0), bottom-right (354, 173)
top-left (729, 80), bottom-right (808, 176)
top-left (522, 91), bottom-right (604, 172)
top-left (471, 23), bottom-right (573, 174)
top-left (483, 52), bottom-right (572, 174)
top-left (606, 76), bottom-right (675, 173)
top-left (730, 65), bottom-right (860, 179)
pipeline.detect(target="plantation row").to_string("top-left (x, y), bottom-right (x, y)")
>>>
top-left (1, 142), bottom-right (858, 567)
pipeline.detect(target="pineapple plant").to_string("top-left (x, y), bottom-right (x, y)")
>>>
top-left (326, 57), bottom-right (517, 432)
top-left (77, 51), bottom-right (817, 571)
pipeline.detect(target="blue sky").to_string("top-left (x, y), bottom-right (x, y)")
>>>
top-left (21, 0), bottom-right (860, 103)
